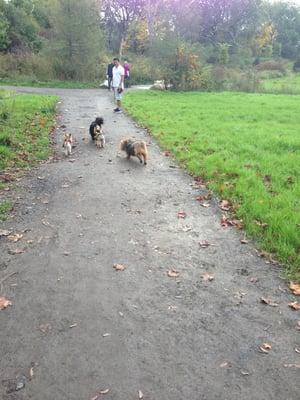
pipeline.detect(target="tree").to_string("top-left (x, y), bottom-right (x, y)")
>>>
top-left (101, 0), bottom-right (145, 58)
top-left (49, 0), bottom-right (104, 80)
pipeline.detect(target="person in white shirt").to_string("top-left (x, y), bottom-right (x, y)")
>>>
top-left (112, 57), bottom-right (125, 113)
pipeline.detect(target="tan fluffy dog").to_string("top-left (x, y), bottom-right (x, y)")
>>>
top-left (120, 138), bottom-right (148, 165)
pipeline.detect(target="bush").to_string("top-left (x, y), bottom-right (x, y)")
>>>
top-left (255, 61), bottom-right (286, 73)
top-left (293, 59), bottom-right (300, 72)
top-left (210, 66), bottom-right (261, 92)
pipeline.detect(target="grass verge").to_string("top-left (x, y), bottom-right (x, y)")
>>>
top-left (0, 78), bottom-right (97, 89)
top-left (0, 89), bottom-right (57, 220)
top-left (124, 90), bottom-right (300, 281)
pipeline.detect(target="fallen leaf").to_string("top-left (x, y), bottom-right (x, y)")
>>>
top-left (232, 219), bottom-right (243, 229)
top-left (177, 211), bottom-right (187, 219)
top-left (195, 192), bottom-right (212, 202)
top-left (164, 150), bottom-right (171, 156)
top-left (102, 333), bottom-right (110, 337)
top-left (297, 321), bottom-right (300, 330)
top-left (0, 229), bottom-right (11, 237)
top-left (240, 370), bottom-right (250, 376)
top-left (288, 301), bottom-right (300, 310)
top-left (283, 363), bottom-right (300, 368)
top-left (260, 297), bottom-right (279, 307)
top-left (289, 282), bottom-right (300, 296)
top-left (62, 184), bottom-right (70, 188)
top-left (201, 272), bottom-right (214, 282)
top-left (295, 348), bottom-right (300, 354)
top-left (138, 390), bottom-right (144, 399)
top-left (99, 389), bottom-right (109, 394)
top-left (29, 367), bottom-right (34, 380)
top-left (8, 233), bottom-right (23, 242)
top-left (249, 277), bottom-right (259, 283)
top-left (69, 323), bottom-right (77, 328)
top-left (37, 176), bottom-right (45, 180)
top-left (0, 296), bottom-right (12, 310)
top-left (8, 248), bottom-right (25, 255)
top-left (220, 215), bottom-right (234, 227)
top-left (39, 323), bottom-right (52, 333)
top-left (113, 263), bottom-right (126, 271)
top-left (240, 239), bottom-right (249, 244)
top-left (219, 200), bottom-right (231, 211)
top-left (220, 361), bottom-right (230, 368)
top-left (200, 202), bottom-right (210, 208)
top-left (199, 240), bottom-right (211, 248)
top-left (259, 343), bottom-right (272, 353)
top-left (167, 269), bottom-right (180, 278)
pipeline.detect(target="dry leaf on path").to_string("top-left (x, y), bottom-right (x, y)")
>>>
top-left (289, 282), bottom-right (300, 296)
top-left (177, 211), bottom-right (187, 219)
top-left (260, 297), bottom-right (279, 307)
top-left (8, 233), bottom-right (23, 242)
top-left (199, 240), bottom-right (212, 248)
top-left (39, 323), bottom-right (52, 333)
top-left (240, 239), bottom-right (249, 244)
top-left (259, 343), bottom-right (272, 353)
top-left (219, 200), bottom-right (231, 211)
top-left (113, 263), bottom-right (126, 271)
top-left (138, 390), bottom-right (144, 399)
top-left (288, 301), bottom-right (300, 310)
top-left (201, 272), bottom-right (215, 282)
top-left (200, 202), bottom-right (210, 208)
top-left (283, 363), bottom-right (300, 368)
top-left (99, 389), bottom-right (109, 394)
top-left (220, 361), bottom-right (230, 368)
top-left (0, 296), bottom-right (12, 310)
top-left (295, 348), bottom-right (300, 354)
top-left (0, 229), bottom-right (11, 237)
top-left (167, 269), bottom-right (180, 278)
top-left (220, 215), bottom-right (234, 227)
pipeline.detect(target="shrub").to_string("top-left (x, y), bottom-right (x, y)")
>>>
top-left (255, 61), bottom-right (286, 73)
top-left (293, 59), bottom-right (300, 72)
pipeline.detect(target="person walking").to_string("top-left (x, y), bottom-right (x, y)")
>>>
top-left (124, 60), bottom-right (131, 88)
top-left (112, 57), bottom-right (125, 113)
top-left (106, 61), bottom-right (114, 91)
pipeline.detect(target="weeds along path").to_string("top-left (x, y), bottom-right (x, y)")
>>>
top-left (0, 87), bottom-right (299, 400)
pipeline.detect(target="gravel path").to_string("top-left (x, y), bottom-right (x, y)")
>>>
top-left (0, 87), bottom-right (299, 400)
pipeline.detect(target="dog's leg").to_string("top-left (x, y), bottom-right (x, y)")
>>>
top-left (137, 154), bottom-right (143, 163)
top-left (143, 151), bottom-right (147, 165)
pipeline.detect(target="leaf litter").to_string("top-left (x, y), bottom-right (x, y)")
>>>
top-left (113, 263), bottom-right (126, 271)
top-left (289, 282), bottom-right (300, 296)
top-left (167, 269), bottom-right (180, 278)
top-left (260, 297), bottom-right (279, 307)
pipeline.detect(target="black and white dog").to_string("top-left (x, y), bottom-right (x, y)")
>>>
top-left (89, 117), bottom-right (104, 141)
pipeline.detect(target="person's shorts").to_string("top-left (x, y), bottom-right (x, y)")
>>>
top-left (113, 87), bottom-right (123, 101)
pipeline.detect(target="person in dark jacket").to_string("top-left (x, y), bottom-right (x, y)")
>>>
top-left (106, 61), bottom-right (114, 90)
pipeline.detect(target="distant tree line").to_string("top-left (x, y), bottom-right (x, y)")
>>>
top-left (1, 0), bottom-right (300, 87)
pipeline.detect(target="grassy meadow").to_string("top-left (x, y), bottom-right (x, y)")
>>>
top-left (124, 90), bottom-right (300, 280)
top-left (0, 78), bottom-right (97, 89)
top-left (0, 89), bottom-right (57, 219)
top-left (261, 74), bottom-right (300, 94)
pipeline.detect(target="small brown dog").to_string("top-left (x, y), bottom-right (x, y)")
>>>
top-left (62, 133), bottom-right (73, 156)
top-left (94, 125), bottom-right (105, 149)
top-left (120, 138), bottom-right (148, 165)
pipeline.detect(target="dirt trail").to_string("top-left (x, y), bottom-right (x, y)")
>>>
top-left (0, 87), bottom-right (299, 400)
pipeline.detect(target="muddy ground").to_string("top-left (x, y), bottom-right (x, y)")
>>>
top-left (0, 87), bottom-right (299, 400)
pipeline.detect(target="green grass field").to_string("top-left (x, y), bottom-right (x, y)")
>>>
top-left (0, 78), bottom-right (97, 89)
top-left (261, 74), bottom-right (300, 94)
top-left (124, 90), bottom-right (300, 280)
top-left (0, 89), bottom-right (57, 219)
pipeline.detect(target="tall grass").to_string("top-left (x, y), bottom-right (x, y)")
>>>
top-left (124, 90), bottom-right (300, 280)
